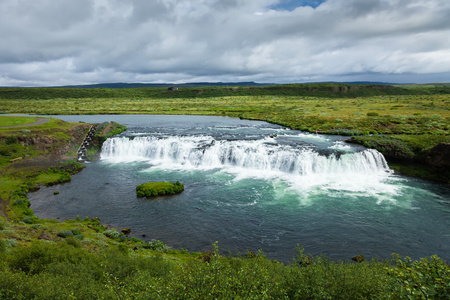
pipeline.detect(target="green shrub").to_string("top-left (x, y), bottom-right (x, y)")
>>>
top-left (136, 181), bottom-right (184, 197)
top-left (4, 239), bottom-right (18, 248)
top-left (22, 216), bottom-right (37, 224)
top-left (2, 240), bottom-right (447, 299)
top-left (12, 199), bottom-right (26, 206)
top-left (71, 228), bottom-right (82, 235)
top-left (387, 254), bottom-right (450, 299)
top-left (283, 246), bottom-right (394, 299)
top-left (5, 136), bottom-right (17, 145)
top-left (56, 228), bottom-right (83, 239)
top-left (65, 237), bottom-right (81, 248)
top-left (131, 237), bottom-right (142, 243)
top-left (143, 239), bottom-right (170, 252)
top-left (57, 230), bottom-right (74, 238)
top-left (0, 149), bottom-right (10, 156)
top-left (0, 218), bottom-right (6, 230)
top-left (0, 239), bottom-right (6, 253)
top-left (367, 112), bottom-right (379, 117)
top-left (103, 228), bottom-right (120, 239)
top-left (8, 242), bottom-right (92, 275)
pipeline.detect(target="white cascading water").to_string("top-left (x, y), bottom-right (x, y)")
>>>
top-left (101, 136), bottom-right (391, 177)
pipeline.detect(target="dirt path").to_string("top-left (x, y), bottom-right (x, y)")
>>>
top-left (0, 117), bottom-right (50, 128)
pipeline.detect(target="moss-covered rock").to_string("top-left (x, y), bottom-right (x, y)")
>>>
top-left (136, 181), bottom-right (184, 197)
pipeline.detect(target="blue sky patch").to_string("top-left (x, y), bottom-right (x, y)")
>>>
top-left (271, 0), bottom-right (326, 11)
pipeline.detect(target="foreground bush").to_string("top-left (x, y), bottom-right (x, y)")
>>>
top-left (387, 254), bottom-right (450, 299)
top-left (0, 241), bottom-right (174, 299)
top-left (136, 181), bottom-right (184, 197)
top-left (0, 240), bottom-right (448, 299)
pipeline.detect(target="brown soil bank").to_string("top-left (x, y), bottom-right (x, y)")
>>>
top-left (426, 143), bottom-right (450, 169)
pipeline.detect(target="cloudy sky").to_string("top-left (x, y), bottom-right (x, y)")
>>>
top-left (1, 0), bottom-right (449, 86)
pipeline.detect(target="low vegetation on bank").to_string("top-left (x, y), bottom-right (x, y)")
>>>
top-left (0, 229), bottom-right (448, 299)
top-left (136, 181), bottom-right (184, 197)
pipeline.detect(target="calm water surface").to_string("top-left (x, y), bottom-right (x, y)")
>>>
top-left (29, 115), bottom-right (450, 262)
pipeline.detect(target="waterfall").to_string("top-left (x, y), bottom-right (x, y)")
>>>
top-left (101, 136), bottom-right (391, 176)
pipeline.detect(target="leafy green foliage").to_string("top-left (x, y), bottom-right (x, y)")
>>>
top-left (0, 218), bottom-right (6, 230)
top-left (21, 216), bottom-right (38, 224)
top-left (56, 230), bottom-right (73, 238)
top-left (142, 239), bottom-right (170, 252)
top-left (387, 254), bottom-right (450, 299)
top-left (0, 240), bottom-right (449, 299)
top-left (3, 239), bottom-right (18, 248)
top-left (136, 181), bottom-right (184, 197)
top-left (285, 246), bottom-right (393, 299)
top-left (103, 228), bottom-right (121, 239)
top-left (57, 228), bottom-right (83, 239)
top-left (0, 239), bottom-right (6, 253)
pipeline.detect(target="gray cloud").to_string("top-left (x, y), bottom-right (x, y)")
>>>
top-left (0, 0), bottom-right (449, 86)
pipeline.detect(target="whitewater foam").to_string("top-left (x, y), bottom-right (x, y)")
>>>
top-left (101, 135), bottom-right (390, 176)
top-left (100, 135), bottom-right (398, 202)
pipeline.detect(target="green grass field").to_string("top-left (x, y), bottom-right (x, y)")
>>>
top-left (1, 87), bottom-right (449, 153)
top-left (0, 116), bottom-right (38, 127)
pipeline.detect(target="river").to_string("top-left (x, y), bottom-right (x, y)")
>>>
top-left (29, 115), bottom-right (450, 262)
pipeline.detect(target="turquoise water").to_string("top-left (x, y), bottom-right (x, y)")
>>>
top-left (29, 115), bottom-right (450, 262)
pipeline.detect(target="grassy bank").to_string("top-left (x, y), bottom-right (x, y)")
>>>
top-left (0, 116), bottom-right (128, 221)
top-left (0, 115), bottom-right (449, 299)
top-left (0, 117), bottom-right (90, 220)
top-left (1, 224), bottom-right (449, 299)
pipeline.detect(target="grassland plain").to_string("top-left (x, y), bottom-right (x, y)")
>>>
top-left (0, 87), bottom-right (449, 298)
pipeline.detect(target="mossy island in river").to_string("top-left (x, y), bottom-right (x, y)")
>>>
top-left (136, 181), bottom-right (184, 197)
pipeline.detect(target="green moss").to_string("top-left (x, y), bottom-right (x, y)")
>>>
top-left (136, 181), bottom-right (184, 197)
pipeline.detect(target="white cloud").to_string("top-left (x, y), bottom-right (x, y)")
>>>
top-left (0, 0), bottom-right (449, 86)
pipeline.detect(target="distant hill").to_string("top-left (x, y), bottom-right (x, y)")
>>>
top-left (54, 82), bottom-right (275, 89)
top-left (321, 81), bottom-right (402, 85)
top-left (3, 81), bottom-right (450, 89)
top-left (1, 82), bottom-right (449, 100)
top-left (52, 81), bottom-right (409, 89)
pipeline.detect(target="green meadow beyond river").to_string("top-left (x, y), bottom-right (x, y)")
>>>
top-left (29, 115), bottom-right (450, 262)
